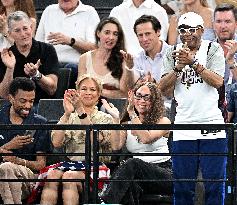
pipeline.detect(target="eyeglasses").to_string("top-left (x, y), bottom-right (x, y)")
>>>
top-left (134, 93), bottom-right (151, 101)
top-left (177, 27), bottom-right (200, 35)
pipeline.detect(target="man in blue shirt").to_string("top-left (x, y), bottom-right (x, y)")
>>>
top-left (0, 77), bottom-right (50, 204)
top-left (213, 3), bottom-right (237, 121)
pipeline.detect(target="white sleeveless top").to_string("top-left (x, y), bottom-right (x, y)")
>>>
top-left (126, 122), bottom-right (171, 163)
top-left (85, 51), bottom-right (120, 89)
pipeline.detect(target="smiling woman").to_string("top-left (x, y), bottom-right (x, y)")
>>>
top-left (100, 82), bottom-right (172, 204)
top-left (40, 74), bottom-right (121, 205)
top-left (78, 17), bottom-right (134, 99)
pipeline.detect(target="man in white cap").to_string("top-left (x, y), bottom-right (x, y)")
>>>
top-left (159, 12), bottom-right (227, 205)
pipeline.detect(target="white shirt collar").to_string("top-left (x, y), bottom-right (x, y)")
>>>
top-left (59, 1), bottom-right (88, 16)
top-left (126, 0), bottom-right (153, 9)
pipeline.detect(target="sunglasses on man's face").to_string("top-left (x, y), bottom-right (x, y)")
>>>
top-left (177, 27), bottom-right (200, 35)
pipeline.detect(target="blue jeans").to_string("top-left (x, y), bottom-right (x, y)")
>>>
top-left (172, 138), bottom-right (227, 205)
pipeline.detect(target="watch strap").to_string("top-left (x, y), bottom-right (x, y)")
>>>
top-left (69, 38), bottom-right (76, 47)
top-left (78, 113), bottom-right (87, 119)
top-left (31, 70), bottom-right (42, 81)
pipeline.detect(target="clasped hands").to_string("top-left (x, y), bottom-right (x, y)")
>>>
top-left (172, 43), bottom-right (195, 71)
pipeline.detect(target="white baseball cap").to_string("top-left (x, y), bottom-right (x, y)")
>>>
top-left (178, 12), bottom-right (204, 28)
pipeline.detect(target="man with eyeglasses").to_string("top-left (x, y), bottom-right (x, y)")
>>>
top-left (159, 12), bottom-right (227, 205)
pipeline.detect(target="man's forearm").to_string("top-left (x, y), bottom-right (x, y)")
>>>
top-left (37, 74), bottom-right (58, 96)
top-left (197, 67), bottom-right (223, 89)
top-left (0, 68), bottom-right (14, 98)
top-left (16, 156), bottom-right (46, 171)
top-left (72, 39), bottom-right (96, 54)
top-left (158, 71), bottom-right (177, 96)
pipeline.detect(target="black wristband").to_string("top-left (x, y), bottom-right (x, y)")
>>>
top-left (78, 113), bottom-right (87, 119)
top-left (173, 67), bottom-right (182, 73)
top-left (69, 38), bottom-right (76, 47)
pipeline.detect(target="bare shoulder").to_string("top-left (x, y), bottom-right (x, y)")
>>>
top-left (157, 116), bottom-right (171, 125)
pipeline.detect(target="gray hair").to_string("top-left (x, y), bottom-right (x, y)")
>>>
top-left (7, 11), bottom-right (31, 31)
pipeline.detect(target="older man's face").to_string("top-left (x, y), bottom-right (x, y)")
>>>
top-left (9, 19), bottom-right (33, 48)
top-left (58, 0), bottom-right (79, 14)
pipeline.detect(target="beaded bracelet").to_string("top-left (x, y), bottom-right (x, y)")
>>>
top-left (195, 64), bottom-right (205, 75)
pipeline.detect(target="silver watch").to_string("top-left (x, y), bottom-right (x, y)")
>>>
top-left (31, 70), bottom-right (42, 81)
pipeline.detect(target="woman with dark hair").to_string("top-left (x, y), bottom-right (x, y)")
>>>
top-left (0, 0), bottom-right (36, 50)
top-left (100, 81), bottom-right (173, 205)
top-left (78, 17), bottom-right (134, 99)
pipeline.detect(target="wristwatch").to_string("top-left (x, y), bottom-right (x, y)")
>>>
top-left (31, 70), bottom-right (42, 81)
top-left (78, 113), bottom-right (87, 119)
top-left (69, 38), bottom-right (76, 47)
top-left (229, 61), bottom-right (237, 70)
top-left (173, 67), bottom-right (182, 77)
top-left (190, 59), bottom-right (199, 69)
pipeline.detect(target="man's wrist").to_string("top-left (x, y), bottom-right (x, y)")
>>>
top-left (69, 38), bottom-right (76, 47)
top-left (31, 70), bottom-right (42, 81)
top-left (173, 67), bottom-right (182, 77)
top-left (228, 61), bottom-right (237, 70)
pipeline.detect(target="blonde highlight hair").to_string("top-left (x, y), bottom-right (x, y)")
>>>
top-left (76, 74), bottom-right (103, 93)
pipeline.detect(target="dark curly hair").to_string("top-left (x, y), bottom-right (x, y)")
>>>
top-left (95, 17), bottom-right (125, 80)
top-left (121, 82), bottom-right (165, 124)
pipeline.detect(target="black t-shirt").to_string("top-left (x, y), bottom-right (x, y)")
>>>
top-left (0, 39), bottom-right (59, 103)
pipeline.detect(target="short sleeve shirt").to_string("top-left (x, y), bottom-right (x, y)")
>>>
top-left (0, 39), bottom-right (59, 103)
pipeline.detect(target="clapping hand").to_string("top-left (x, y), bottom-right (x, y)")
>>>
top-left (24, 59), bottom-right (41, 77)
top-left (101, 99), bottom-right (120, 120)
top-left (225, 40), bottom-right (237, 65)
top-left (120, 50), bottom-right (134, 69)
top-left (172, 42), bottom-right (194, 70)
top-left (1, 48), bottom-right (16, 69)
top-left (63, 89), bottom-right (83, 115)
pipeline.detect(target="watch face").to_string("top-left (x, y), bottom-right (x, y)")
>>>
top-left (32, 72), bottom-right (42, 81)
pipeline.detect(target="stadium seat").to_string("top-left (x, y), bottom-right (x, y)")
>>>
top-left (54, 67), bottom-right (72, 99)
top-left (37, 99), bottom-right (64, 123)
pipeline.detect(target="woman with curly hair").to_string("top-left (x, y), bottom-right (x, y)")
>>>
top-left (0, 0), bottom-right (36, 50)
top-left (78, 17), bottom-right (134, 99)
top-left (100, 81), bottom-right (173, 205)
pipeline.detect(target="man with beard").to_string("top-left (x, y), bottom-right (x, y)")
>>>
top-left (0, 11), bottom-right (58, 105)
top-left (0, 77), bottom-right (50, 204)
top-left (213, 4), bottom-right (237, 122)
top-left (159, 12), bottom-right (227, 205)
